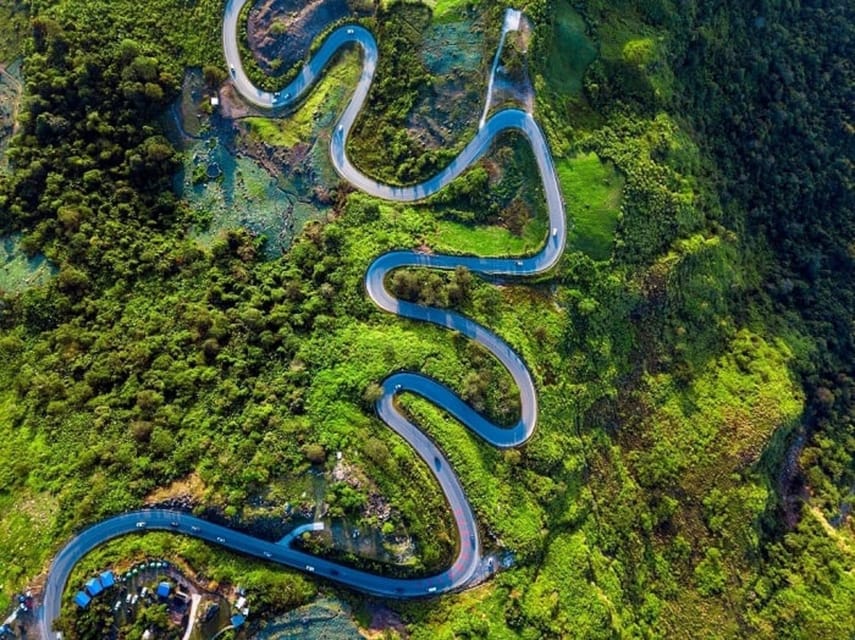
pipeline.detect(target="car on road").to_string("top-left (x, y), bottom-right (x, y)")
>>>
top-left (170, 521), bottom-right (179, 528)
top-left (434, 456), bottom-right (441, 470)
top-left (216, 536), bottom-right (226, 543)
top-left (552, 227), bottom-right (558, 237)
top-left (516, 260), bottom-right (523, 266)
top-left (427, 586), bottom-right (437, 593)
top-left (230, 65), bottom-right (236, 76)
top-left (135, 522), bottom-right (145, 528)
top-left (470, 533), bottom-right (476, 548)
top-left (191, 525), bottom-right (200, 532)
top-left (263, 551), bottom-right (272, 558)
top-left (305, 565), bottom-right (315, 572)
top-left (338, 124), bottom-right (344, 133)
top-left (347, 28), bottom-right (354, 34)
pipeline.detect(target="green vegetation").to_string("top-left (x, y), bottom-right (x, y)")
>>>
top-left (244, 51), bottom-right (361, 149)
top-left (556, 152), bottom-right (623, 259)
top-left (0, 0), bottom-right (852, 638)
top-left (0, 2), bottom-right (29, 62)
top-left (427, 0), bottom-right (470, 22)
top-left (540, 0), bottom-right (597, 98)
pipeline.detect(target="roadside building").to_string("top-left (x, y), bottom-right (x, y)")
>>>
top-left (84, 578), bottom-right (103, 597)
top-left (156, 582), bottom-right (171, 599)
top-left (99, 571), bottom-right (115, 589)
top-left (73, 592), bottom-right (91, 609)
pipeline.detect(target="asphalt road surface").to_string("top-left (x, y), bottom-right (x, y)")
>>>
top-left (37, 2), bottom-right (567, 637)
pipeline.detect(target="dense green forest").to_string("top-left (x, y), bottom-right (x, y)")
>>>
top-left (0, 0), bottom-right (852, 638)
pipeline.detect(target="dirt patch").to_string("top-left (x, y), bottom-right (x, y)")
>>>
top-left (407, 17), bottom-right (486, 150)
top-left (359, 602), bottom-right (409, 639)
top-left (247, 0), bottom-right (370, 77)
top-left (144, 472), bottom-right (207, 507)
top-left (492, 14), bottom-right (535, 113)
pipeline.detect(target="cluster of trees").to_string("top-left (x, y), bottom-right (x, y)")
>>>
top-left (0, 18), bottom-right (181, 278)
top-left (387, 265), bottom-right (474, 309)
top-left (670, 0), bottom-right (855, 525)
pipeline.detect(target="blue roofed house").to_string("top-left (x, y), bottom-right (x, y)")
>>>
top-left (84, 577), bottom-right (103, 597)
top-left (99, 571), bottom-right (115, 589)
top-left (156, 582), bottom-right (171, 598)
top-left (74, 591), bottom-right (91, 608)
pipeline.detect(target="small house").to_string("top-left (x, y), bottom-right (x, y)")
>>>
top-left (84, 578), bottom-right (103, 597)
top-left (74, 592), bottom-right (91, 608)
top-left (156, 582), bottom-right (171, 599)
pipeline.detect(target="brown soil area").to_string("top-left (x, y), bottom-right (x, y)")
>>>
top-left (247, 0), bottom-right (370, 77)
top-left (144, 472), bottom-right (207, 507)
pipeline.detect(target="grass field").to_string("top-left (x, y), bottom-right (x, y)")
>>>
top-left (542, 1), bottom-right (597, 98)
top-left (556, 152), bottom-right (623, 260)
top-left (423, 0), bottom-right (469, 22)
top-left (430, 215), bottom-right (547, 257)
top-left (244, 51), bottom-right (361, 149)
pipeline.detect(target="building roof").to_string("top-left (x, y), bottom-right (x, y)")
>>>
top-left (85, 578), bottom-right (103, 596)
top-left (74, 591), bottom-right (91, 608)
top-left (99, 571), bottom-right (115, 588)
top-left (156, 582), bottom-right (171, 598)
top-left (230, 614), bottom-right (245, 628)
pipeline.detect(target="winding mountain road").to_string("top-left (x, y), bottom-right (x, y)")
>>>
top-left (36, 2), bottom-right (567, 637)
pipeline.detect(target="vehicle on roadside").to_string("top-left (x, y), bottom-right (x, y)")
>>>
top-left (305, 565), bottom-right (315, 572)
top-left (263, 551), bottom-right (272, 558)
top-left (135, 522), bottom-right (145, 528)
top-left (216, 536), bottom-right (226, 543)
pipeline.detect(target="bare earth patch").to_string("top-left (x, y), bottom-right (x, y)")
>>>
top-left (144, 472), bottom-right (207, 507)
top-left (247, 0), bottom-right (371, 77)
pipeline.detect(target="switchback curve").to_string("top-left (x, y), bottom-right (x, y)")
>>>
top-left (37, 3), bottom-right (567, 637)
